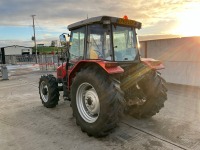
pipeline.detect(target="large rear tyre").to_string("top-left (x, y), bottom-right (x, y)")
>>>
top-left (127, 71), bottom-right (167, 118)
top-left (71, 67), bottom-right (124, 137)
top-left (39, 74), bottom-right (59, 108)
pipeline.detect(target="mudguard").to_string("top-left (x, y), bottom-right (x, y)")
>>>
top-left (141, 58), bottom-right (165, 70)
top-left (57, 60), bottom-right (124, 88)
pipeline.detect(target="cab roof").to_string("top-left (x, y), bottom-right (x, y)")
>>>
top-left (68, 16), bottom-right (142, 30)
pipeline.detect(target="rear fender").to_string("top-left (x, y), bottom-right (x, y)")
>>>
top-left (68, 60), bottom-right (124, 87)
top-left (141, 58), bottom-right (165, 70)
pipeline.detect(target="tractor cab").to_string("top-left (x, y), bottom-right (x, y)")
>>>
top-left (60, 16), bottom-right (142, 64)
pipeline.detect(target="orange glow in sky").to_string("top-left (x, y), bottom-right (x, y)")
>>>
top-left (171, 2), bottom-right (200, 36)
top-left (1, 0), bottom-right (200, 47)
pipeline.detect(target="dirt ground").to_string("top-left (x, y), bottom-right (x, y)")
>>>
top-left (0, 68), bottom-right (200, 150)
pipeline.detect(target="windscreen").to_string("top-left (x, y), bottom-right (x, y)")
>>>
top-left (112, 25), bottom-right (138, 61)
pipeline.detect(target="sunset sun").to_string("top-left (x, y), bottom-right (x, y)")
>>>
top-left (171, 3), bottom-right (200, 37)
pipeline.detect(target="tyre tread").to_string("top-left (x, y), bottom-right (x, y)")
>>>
top-left (71, 66), bottom-right (124, 137)
top-left (39, 74), bottom-right (60, 108)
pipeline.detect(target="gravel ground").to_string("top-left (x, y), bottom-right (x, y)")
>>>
top-left (0, 68), bottom-right (200, 150)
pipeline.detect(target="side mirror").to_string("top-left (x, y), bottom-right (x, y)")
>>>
top-left (59, 33), bottom-right (70, 47)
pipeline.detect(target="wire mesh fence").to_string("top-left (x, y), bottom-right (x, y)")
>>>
top-left (5, 55), bottom-right (36, 65)
top-left (38, 54), bottom-right (59, 71)
top-left (4, 54), bottom-right (60, 71)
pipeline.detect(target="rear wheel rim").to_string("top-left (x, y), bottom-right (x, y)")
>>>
top-left (40, 81), bottom-right (49, 102)
top-left (76, 83), bottom-right (100, 123)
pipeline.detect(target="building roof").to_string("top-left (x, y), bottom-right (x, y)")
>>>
top-left (1, 45), bottom-right (32, 49)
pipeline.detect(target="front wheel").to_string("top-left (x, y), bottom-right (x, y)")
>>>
top-left (39, 74), bottom-right (60, 108)
top-left (71, 67), bottom-right (124, 137)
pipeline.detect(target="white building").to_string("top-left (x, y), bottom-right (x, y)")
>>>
top-left (139, 36), bottom-right (200, 87)
top-left (1, 45), bottom-right (32, 55)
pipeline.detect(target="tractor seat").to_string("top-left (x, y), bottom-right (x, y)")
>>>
top-left (89, 48), bottom-right (99, 59)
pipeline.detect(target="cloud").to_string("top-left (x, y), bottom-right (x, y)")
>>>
top-left (0, 40), bottom-right (33, 47)
top-left (0, 0), bottom-right (188, 26)
top-left (0, 0), bottom-right (198, 47)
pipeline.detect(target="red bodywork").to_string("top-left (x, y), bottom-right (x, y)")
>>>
top-left (57, 58), bottom-right (164, 89)
top-left (141, 58), bottom-right (165, 70)
top-left (57, 60), bottom-right (124, 88)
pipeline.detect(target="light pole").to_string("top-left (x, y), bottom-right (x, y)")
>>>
top-left (31, 15), bottom-right (38, 63)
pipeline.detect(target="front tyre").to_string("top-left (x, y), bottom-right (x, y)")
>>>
top-left (71, 67), bottom-right (124, 137)
top-left (39, 74), bottom-right (59, 108)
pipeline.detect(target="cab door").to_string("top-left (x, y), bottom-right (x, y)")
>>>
top-left (69, 27), bottom-right (86, 67)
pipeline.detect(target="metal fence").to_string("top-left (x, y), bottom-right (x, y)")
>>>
top-left (4, 54), bottom-right (60, 71)
top-left (5, 55), bottom-right (36, 65)
top-left (38, 54), bottom-right (59, 71)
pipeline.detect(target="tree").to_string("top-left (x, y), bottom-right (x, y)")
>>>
top-left (51, 40), bottom-right (57, 47)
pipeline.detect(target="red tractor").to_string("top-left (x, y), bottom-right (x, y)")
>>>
top-left (39, 16), bottom-right (167, 137)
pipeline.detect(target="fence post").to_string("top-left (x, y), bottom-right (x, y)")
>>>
top-left (41, 55), bottom-right (44, 70)
top-left (1, 65), bottom-right (8, 80)
top-left (45, 54), bottom-right (47, 71)
top-left (53, 54), bottom-right (56, 70)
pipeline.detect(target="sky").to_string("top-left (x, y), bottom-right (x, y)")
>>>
top-left (0, 0), bottom-right (200, 47)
